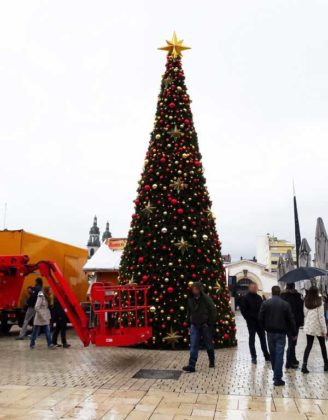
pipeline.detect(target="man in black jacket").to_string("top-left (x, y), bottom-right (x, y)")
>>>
top-left (52, 297), bottom-right (70, 348)
top-left (240, 282), bottom-right (270, 364)
top-left (259, 286), bottom-right (297, 386)
top-left (281, 283), bottom-right (304, 368)
top-left (183, 282), bottom-right (217, 372)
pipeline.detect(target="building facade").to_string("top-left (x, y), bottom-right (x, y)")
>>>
top-left (226, 259), bottom-right (277, 298)
top-left (256, 234), bottom-right (295, 273)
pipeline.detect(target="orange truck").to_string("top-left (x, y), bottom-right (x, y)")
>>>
top-left (0, 230), bottom-right (88, 333)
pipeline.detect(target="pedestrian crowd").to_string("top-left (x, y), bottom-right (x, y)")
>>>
top-left (15, 277), bottom-right (328, 387)
top-left (182, 281), bottom-right (327, 388)
top-left (16, 278), bottom-right (70, 349)
top-left (241, 282), bottom-right (327, 386)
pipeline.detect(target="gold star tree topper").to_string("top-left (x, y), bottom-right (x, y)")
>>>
top-left (158, 32), bottom-right (191, 58)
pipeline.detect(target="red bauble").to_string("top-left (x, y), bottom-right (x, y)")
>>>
top-left (167, 287), bottom-right (174, 293)
top-left (169, 308), bottom-right (174, 314)
top-left (169, 102), bottom-right (175, 109)
top-left (194, 161), bottom-right (201, 167)
top-left (171, 198), bottom-right (178, 205)
top-left (144, 184), bottom-right (151, 190)
top-left (182, 321), bottom-right (188, 327)
top-left (177, 208), bottom-right (184, 215)
top-left (223, 333), bottom-right (230, 341)
top-left (160, 157), bottom-right (166, 164)
top-left (138, 256), bottom-right (144, 263)
top-left (184, 118), bottom-right (190, 125)
top-left (142, 275), bottom-right (149, 282)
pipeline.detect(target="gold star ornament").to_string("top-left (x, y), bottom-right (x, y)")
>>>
top-left (174, 237), bottom-right (191, 255)
top-left (158, 32), bottom-right (191, 58)
top-left (170, 177), bottom-right (188, 193)
top-left (163, 327), bottom-right (183, 345)
top-left (142, 201), bottom-right (155, 216)
top-left (170, 125), bottom-right (182, 139)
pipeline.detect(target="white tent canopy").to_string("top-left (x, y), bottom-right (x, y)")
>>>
top-left (83, 242), bottom-right (123, 272)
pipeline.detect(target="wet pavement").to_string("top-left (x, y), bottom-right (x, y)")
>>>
top-left (0, 314), bottom-right (328, 419)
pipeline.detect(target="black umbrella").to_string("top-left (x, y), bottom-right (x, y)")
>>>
top-left (279, 267), bottom-right (328, 284)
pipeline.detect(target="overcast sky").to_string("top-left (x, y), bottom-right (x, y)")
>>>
top-left (1, 0), bottom-right (328, 259)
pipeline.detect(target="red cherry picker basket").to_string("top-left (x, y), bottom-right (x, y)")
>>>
top-left (0, 255), bottom-right (152, 347)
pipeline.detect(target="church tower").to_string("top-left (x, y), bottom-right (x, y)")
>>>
top-left (87, 215), bottom-right (101, 258)
top-left (102, 221), bottom-right (112, 242)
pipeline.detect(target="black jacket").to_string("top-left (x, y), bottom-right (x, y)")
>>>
top-left (26, 287), bottom-right (39, 308)
top-left (188, 294), bottom-right (217, 327)
top-left (259, 296), bottom-right (297, 336)
top-left (240, 292), bottom-right (263, 323)
top-left (281, 290), bottom-right (304, 328)
top-left (53, 298), bottom-right (68, 322)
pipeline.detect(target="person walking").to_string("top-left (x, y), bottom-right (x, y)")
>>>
top-left (182, 282), bottom-right (217, 372)
top-left (301, 286), bottom-right (328, 373)
top-left (52, 297), bottom-right (70, 348)
top-left (281, 282), bottom-right (304, 368)
top-left (240, 282), bottom-right (270, 364)
top-left (259, 285), bottom-right (297, 386)
top-left (16, 278), bottom-right (43, 340)
top-left (30, 286), bottom-right (55, 349)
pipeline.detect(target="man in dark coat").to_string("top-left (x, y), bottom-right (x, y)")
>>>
top-left (281, 282), bottom-right (304, 368)
top-left (259, 286), bottom-right (297, 386)
top-left (52, 297), bottom-right (70, 348)
top-left (16, 278), bottom-right (43, 340)
top-left (183, 282), bottom-right (217, 372)
top-left (240, 282), bottom-right (270, 364)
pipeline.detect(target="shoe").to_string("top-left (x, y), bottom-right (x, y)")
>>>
top-left (301, 365), bottom-right (309, 374)
top-left (30, 345), bottom-right (35, 349)
top-left (55, 344), bottom-right (62, 347)
top-left (63, 344), bottom-right (71, 348)
top-left (16, 336), bottom-right (24, 340)
top-left (182, 366), bottom-right (195, 373)
top-left (293, 359), bottom-right (300, 365)
top-left (209, 362), bottom-right (215, 368)
top-left (251, 358), bottom-right (257, 365)
top-left (265, 355), bottom-right (271, 362)
top-left (48, 344), bottom-right (56, 349)
top-left (324, 363), bottom-right (328, 372)
top-left (285, 363), bottom-right (298, 369)
top-left (274, 380), bottom-right (285, 386)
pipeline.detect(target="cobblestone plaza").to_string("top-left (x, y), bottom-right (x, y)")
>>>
top-left (0, 315), bottom-right (328, 419)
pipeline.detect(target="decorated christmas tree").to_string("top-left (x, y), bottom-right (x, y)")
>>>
top-left (119, 33), bottom-right (237, 349)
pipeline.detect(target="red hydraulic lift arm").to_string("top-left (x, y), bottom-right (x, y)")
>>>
top-left (34, 261), bottom-right (90, 346)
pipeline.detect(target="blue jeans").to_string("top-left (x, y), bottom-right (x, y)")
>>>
top-left (267, 332), bottom-right (286, 382)
top-left (30, 325), bottom-right (52, 347)
top-left (189, 324), bottom-right (215, 368)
